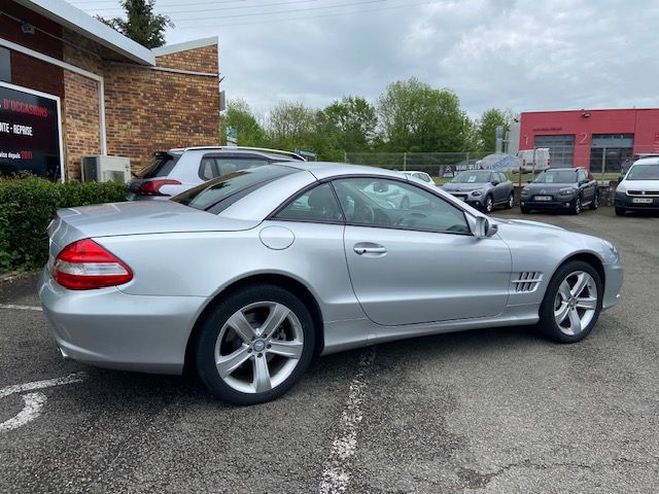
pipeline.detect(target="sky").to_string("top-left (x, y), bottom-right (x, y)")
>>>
top-left (68, 0), bottom-right (659, 119)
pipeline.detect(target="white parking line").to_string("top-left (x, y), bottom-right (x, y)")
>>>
top-left (318, 347), bottom-right (376, 494)
top-left (0, 392), bottom-right (47, 433)
top-left (0, 304), bottom-right (43, 312)
top-left (0, 373), bottom-right (86, 433)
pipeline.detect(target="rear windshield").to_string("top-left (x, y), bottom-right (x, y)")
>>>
top-left (172, 165), bottom-right (299, 212)
top-left (627, 165), bottom-right (659, 180)
top-left (534, 170), bottom-right (577, 183)
top-left (137, 154), bottom-right (180, 178)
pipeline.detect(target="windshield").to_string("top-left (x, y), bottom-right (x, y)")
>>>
top-left (172, 165), bottom-right (299, 211)
top-left (451, 170), bottom-right (491, 183)
top-left (534, 170), bottom-right (578, 183)
top-left (137, 153), bottom-right (180, 178)
top-left (626, 165), bottom-right (659, 180)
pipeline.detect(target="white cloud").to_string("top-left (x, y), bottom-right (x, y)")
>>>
top-left (74, 0), bottom-right (659, 116)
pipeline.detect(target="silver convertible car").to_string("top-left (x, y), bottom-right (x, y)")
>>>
top-left (39, 163), bottom-right (623, 405)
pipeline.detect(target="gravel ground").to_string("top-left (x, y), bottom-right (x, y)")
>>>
top-left (0, 206), bottom-right (657, 493)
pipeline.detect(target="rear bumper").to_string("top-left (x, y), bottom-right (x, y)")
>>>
top-left (38, 269), bottom-right (204, 374)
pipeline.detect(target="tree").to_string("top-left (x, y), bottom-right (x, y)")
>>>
top-left (376, 78), bottom-right (471, 152)
top-left (318, 97), bottom-right (377, 153)
top-left (477, 108), bottom-right (514, 153)
top-left (221, 100), bottom-right (266, 147)
top-left (99, 0), bottom-right (172, 49)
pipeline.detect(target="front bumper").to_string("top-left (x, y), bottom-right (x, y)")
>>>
top-left (449, 193), bottom-right (485, 207)
top-left (520, 196), bottom-right (576, 210)
top-left (615, 193), bottom-right (659, 211)
top-left (38, 269), bottom-right (205, 374)
top-left (602, 261), bottom-right (623, 310)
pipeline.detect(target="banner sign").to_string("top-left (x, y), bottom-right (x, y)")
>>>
top-left (0, 81), bottom-right (64, 180)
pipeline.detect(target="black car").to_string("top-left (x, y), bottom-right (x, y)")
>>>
top-left (520, 167), bottom-right (599, 215)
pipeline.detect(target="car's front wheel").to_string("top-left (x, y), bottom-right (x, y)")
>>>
top-left (538, 261), bottom-right (602, 343)
top-left (195, 285), bottom-right (315, 405)
top-left (505, 192), bottom-right (514, 209)
top-left (483, 194), bottom-right (494, 213)
top-left (572, 196), bottom-right (582, 215)
top-left (615, 206), bottom-right (626, 216)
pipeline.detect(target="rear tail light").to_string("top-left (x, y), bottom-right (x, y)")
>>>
top-left (136, 179), bottom-right (181, 196)
top-left (53, 239), bottom-right (133, 290)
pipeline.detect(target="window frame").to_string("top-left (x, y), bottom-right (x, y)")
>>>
top-left (329, 175), bottom-right (474, 236)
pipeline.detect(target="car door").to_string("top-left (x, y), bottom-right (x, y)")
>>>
top-left (332, 177), bottom-right (512, 326)
top-left (578, 169), bottom-right (595, 203)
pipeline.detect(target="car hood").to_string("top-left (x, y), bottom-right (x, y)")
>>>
top-left (523, 183), bottom-right (577, 193)
top-left (48, 200), bottom-right (259, 251)
top-left (442, 183), bottom-right (487, 192)
top-left (618, 179), bottom-right (659, 191)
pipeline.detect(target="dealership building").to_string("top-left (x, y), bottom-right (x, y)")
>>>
top-left (0, 0), bottom-right (220, 180)
top-left (519, 108), bottom-right (659, 173)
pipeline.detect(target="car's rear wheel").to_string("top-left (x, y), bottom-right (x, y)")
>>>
top-left (195, 285), bottom-right (315, 405)
top-left (538, 261), bottom-right (602, 343)
top-left (505, 192), bottom-right (514, 209)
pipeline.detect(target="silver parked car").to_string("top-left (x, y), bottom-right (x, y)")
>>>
top-left (127, 146), bottom-right (305, 200)
top-left (40, 163), bottom-right (623, 405)
top-left (441, 170), bottom-right (515, 212)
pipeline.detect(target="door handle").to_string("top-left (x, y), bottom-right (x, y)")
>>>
top-left (353, 243), bottom-right (387, 255)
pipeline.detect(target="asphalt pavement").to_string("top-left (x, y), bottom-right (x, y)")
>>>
top-left (0, 206), bottom-right (657, 493)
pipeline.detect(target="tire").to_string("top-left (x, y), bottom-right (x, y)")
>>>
top-left (572, 196), bottom-right (582, 215)
top-left (483, 194), bottom-right (494, 214)
top-left (505, 192), bottom-right (514, 209)
top-left (537, 261), bottom-right (603, 343)
top-left (400, 196), bottom-right (410, 209)
top-left (590, 192), bottom-right (600, 210)
top-left (195, 285), bottom-right (316, 405)
top-left (615, 207), bottom-right (626, 216)
top-left (520, 206), bottom-right (530, 214)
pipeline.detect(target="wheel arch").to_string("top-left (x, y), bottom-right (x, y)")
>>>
top-left (549, 251), bottom-right (606, 291)
top-left (183, 273), bottom-right (325, 373)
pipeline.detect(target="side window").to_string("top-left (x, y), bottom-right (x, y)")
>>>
top-left (416, 173), bottom-right (432, 183)
top-left (578, 169), bottom-right (587, 182)
top-left (199, 156), bottom-right (269, 179)
top-left (275, 183), bottom-right (344, 223)
top-left (499, 173), bottom-right (507, 183)
top-left (200, 157), bottom-right (217, 180)
top-left (332, 177), bottom-right (470, 234)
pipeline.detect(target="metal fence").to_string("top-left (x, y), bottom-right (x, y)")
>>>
top-left (344, 152), bottom-right (490, 177)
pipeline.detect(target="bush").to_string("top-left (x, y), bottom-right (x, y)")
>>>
top-left (0, 177), bottom-right (127, 272)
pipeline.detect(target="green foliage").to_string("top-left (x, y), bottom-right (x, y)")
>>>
top-left (221, 100), bottom-right (266, 147)
top-left (318, 97), bottom-right (377, 153)
top-left (477, 108), bottom-right (515, 152)
top-left (0, 177), bottom-right (127, 272)
top-left (376, 78), bottom-right (472, 153)
top-left (98, 0), bottom-right (172, 49)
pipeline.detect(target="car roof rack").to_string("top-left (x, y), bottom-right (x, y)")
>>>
top-left (168, 146), bottom-right (306, 161)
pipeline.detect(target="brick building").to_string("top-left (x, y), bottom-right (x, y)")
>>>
top-left (0, 0), bottom-right (220, 180)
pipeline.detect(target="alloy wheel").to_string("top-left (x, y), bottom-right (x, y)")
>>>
top-left (574, 197), bottom-right (581, 214)
top-left (214, 301), bottom-right (304, 394)
top-left (507, 193), bottom-right (514, 209)
top-left (553, 271), bottom-right (598, 336)
top-left (485, 196), bottom-right (493, 213)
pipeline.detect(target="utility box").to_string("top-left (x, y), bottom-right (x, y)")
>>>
top-left (80, 155), bottom-right (131, 183)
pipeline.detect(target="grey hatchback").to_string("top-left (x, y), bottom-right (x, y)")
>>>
top-left (441, 170), bottom-right (514, 213)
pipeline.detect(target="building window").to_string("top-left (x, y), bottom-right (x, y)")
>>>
top-left (534, 134), bottom-right (575, 168)
top-left (590, 134), bottom-right (634, 173)
top-left (0, 48), bottom-right (10, 82)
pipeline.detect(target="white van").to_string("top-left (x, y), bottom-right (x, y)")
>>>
top-left (515, 148), bottom-right (550, 173)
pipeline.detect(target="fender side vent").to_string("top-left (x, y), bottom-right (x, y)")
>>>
top-left (512, 272), bottom-right (543, 292)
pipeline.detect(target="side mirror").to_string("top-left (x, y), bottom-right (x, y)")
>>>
top-left (491, 180), bottom-right (500, 186)
top-left (475, 216), bottom-right (498, 238)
